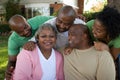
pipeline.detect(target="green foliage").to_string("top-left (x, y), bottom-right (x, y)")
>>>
top-left (4, 0), bottom-right (21, 21)
top-left (51, 11), bottom-right (58, 17)
top-left (0, 36), bottom-right (9, 80)
top-left (0, 24), bottom-right (11, 33)
top-left (83, 11), bottom-right (99, 21)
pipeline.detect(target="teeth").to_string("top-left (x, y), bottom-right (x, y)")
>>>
top-left (45, 42), bottom-right (51, 45)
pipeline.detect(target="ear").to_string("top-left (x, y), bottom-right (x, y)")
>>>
top-left (83, 33), bottom-right (87, 38)
top-left (82, 33), bottom-right (89, 41)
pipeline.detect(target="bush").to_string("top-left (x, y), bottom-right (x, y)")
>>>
top-left (0, 24), bottom-right (11, 35)
top-left (83, 11), bottom-right (99, 21)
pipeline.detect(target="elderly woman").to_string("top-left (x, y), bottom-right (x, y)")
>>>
top-left (13, 23), bottom-right (64, 80)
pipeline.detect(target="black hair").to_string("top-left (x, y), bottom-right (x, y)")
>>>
top-left (96, 6), bottom-right (120, 40)
top-left (57, 5), bottom-right (76, 18)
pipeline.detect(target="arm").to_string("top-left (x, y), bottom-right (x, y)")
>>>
top-left (23, 41), bottom-right (36, 51)
top-left (110, 47), bottom-right (120, 60)
top-left (57, 53), bottom-right (65, 80)
top-left (13, 49), bottom-right (33, 80)
top-left (96, 51), bottom-right (116, 80)
top-left (5, 56), bottom-right (16, 80)
top-left (5, 36), bottom-right (19, 80)
top-left (23, 36), bottom-right (36, 51)
top-left (76, 14), bottom-right (87, 22)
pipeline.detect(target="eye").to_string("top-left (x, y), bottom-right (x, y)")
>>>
top-left (64, 23), bottom-right (69, 26)
top-left (58, 20), bottom-right (62, 23)
top-left (24, 24), bottom-right (28, 29)
top-left (40, 35), bottom-right (46, 38)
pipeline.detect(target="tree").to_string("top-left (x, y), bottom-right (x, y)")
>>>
top-left (4, 0), bottom-right (21, 21)
top-left (78, 0), bottom-right (84, 14)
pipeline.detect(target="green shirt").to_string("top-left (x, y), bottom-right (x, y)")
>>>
top-left (8, 16), bottom-right (54, 55)
top-left (86, 20), bottom-right (120, 48)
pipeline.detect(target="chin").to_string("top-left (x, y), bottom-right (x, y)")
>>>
top-left (58, 30), bottom-right (64, 33)
top-left (26, 32), bottom-right (32, 37)
top-left (69, 45), bottom-right (74, 48)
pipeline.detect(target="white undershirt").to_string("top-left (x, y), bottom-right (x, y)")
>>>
top-left (37, 46), bottom-right (56, 80)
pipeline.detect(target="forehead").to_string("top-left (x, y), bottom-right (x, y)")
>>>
top-left (39, 28), bottom-right (55, 34)
top-left (94, 19), bottom-right (105, 29)
top-left (13, 17), bottom-right (25, 24)
top-left (58, 14), bottom-right (74, 23)
top-left (69, 25), bottom-right (81, 33)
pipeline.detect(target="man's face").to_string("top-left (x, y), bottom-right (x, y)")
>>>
top-left (11, 18), bottom-right (32, 37)
top-left (56, 15), bottom-right (75, 32)
top-left (92, 19), bottom-right (107, 40)
top-left (68, 25), bottom-right (83, 48)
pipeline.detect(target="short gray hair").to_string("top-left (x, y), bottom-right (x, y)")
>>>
top-left (35, 23), bottom-right (57, 40)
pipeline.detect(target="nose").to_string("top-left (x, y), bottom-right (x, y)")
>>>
top-left (68, 34), bottom-right (72, 41)
top-left (60, 23), bottom-right (65, 29)
top-left (45, 36), bottom-right (53, 41)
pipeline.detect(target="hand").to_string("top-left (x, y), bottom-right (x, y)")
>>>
top-left (94, 41), bottom-right (109, 51)
top-left (5, 66), bottom-right (14, 80)
top-left (77, 14), bottom-right (87, 22)
top-left (23, 41), bottom-right (36, 51)
top-left (64, 47), bottom-right (73, 55)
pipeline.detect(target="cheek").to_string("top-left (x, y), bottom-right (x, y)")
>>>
top-left (56, 21), bottom-right (60, 26)
top-left (71, 37), bottom-right (78, 43)
top-left (37, 38), bottom-right (43, 43)
top-left (53, 38), bottom-right (56, 43)
top-left (66, 26), bottom-right (71, 29)
top-left (95, 33), bottom-right (105, 39)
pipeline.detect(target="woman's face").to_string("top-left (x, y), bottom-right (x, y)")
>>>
top-left (38, 28), bottom-right (56, 50)
top-left (92, 19), bottom-right (107, 40)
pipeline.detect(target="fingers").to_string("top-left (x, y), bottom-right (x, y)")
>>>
top-left (94, 41), bottom-right (102, 51)
top-left (94, 41), bottom-right (109, 51)
top-left (5, 66), bottom-right (14, 80)
top-left (64, 47), bottom-right (73, 55)
top-left (23, 41), bottom-right (36, 51)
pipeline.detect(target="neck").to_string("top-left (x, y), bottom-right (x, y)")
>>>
top-left (41, 48), bottom-right (52, 59)
top-left (38, 45), bottom-right (52, 59)
top-left (77, 41), bottom-right (92, 50)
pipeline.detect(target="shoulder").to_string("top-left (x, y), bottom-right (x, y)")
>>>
top-left (86, 20), bottom-right (95, 27)
top-left (27, 16), bottom-right (54, 22)
top-left (45, 17), bottom-right (56, 24)
top-left (90, 47), bottom-right (112, 58)
top-left (8, 32), bottom-right (20, 44)
top-left (95, 49), bottom-right (113, 61)
top-left (54, 49), bottom-right (63, 60)
top-left (109, 35), bottom-right (120, 48)
top-left (18, 45), bottom-right (38, 58)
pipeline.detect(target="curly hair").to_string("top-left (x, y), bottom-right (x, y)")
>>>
top-left (96, 6), bottom-right (120, 40)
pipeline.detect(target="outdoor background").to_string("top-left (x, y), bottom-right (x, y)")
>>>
top-left (0, 0), bottom-right (112, 80)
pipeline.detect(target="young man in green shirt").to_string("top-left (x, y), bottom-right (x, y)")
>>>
top-left (5, 15), bottom-right (53, 80)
